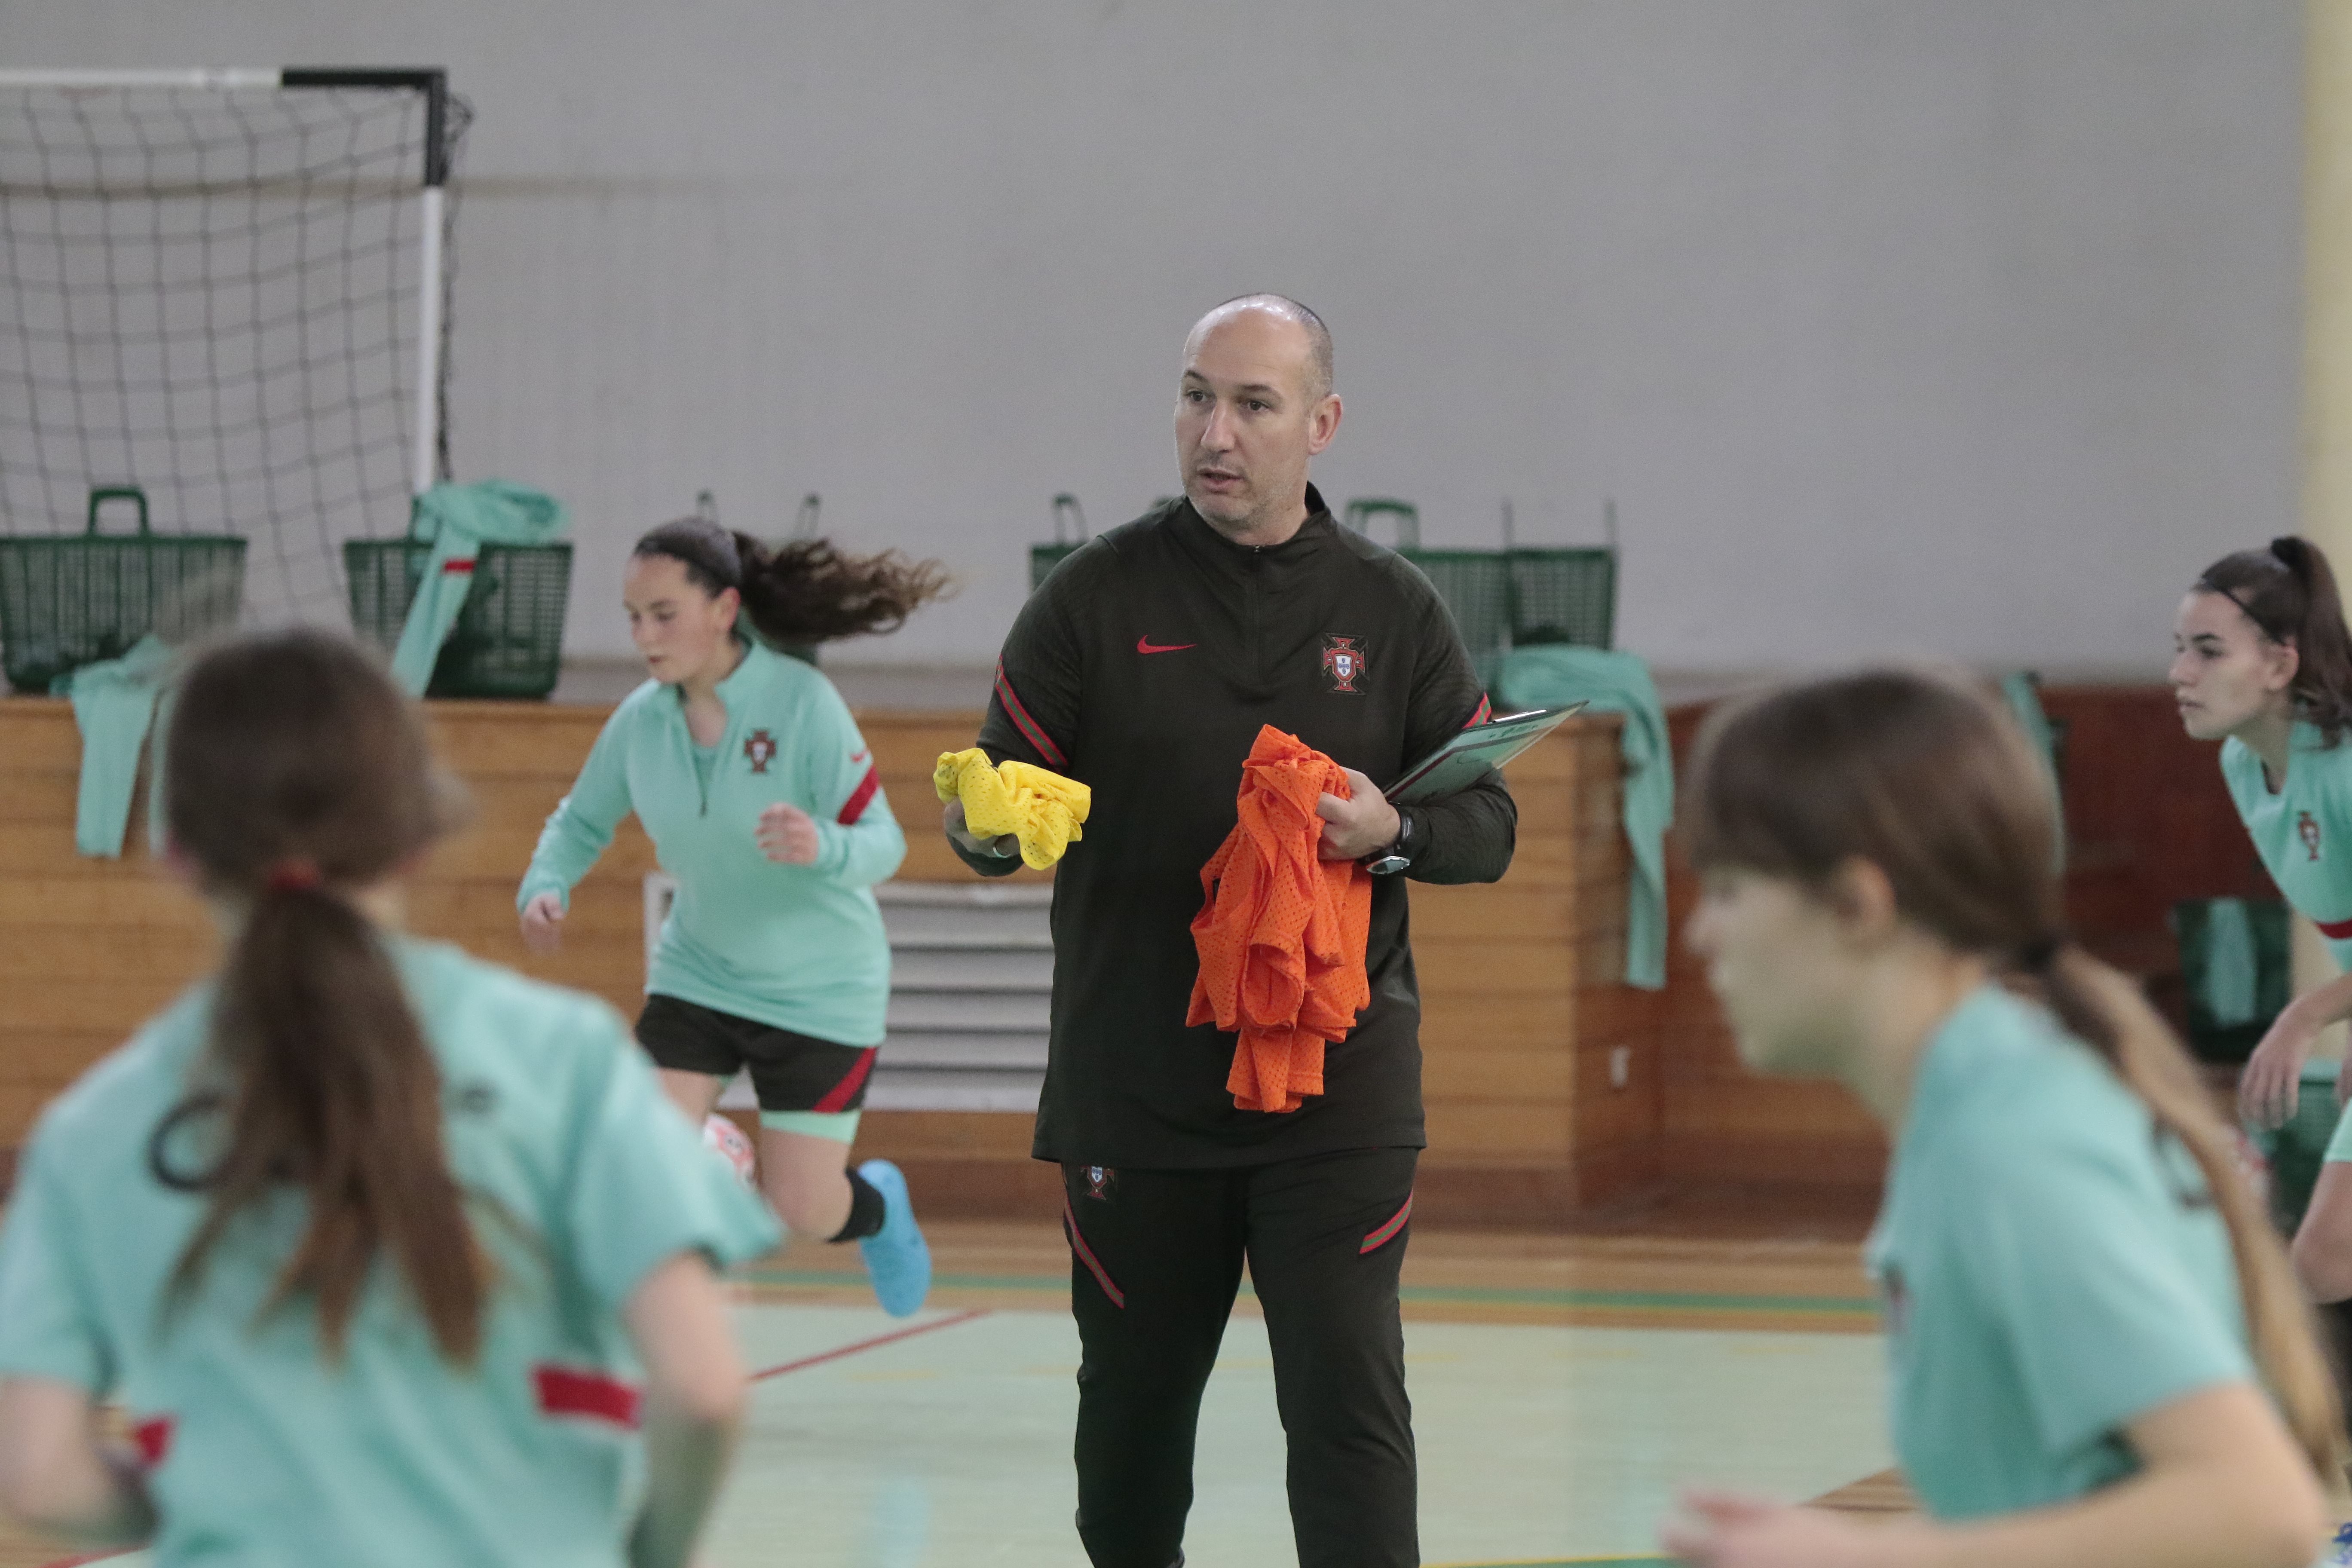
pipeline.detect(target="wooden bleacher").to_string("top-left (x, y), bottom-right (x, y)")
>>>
top-left (0, 695), bottom-right (1688, 1226)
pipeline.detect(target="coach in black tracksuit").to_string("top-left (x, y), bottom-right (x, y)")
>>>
top-left (947, 296), bottom-right (1515, 1568)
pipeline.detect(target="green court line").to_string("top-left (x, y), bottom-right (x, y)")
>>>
top-left (734, 1267), bottom-right (1874, 1317)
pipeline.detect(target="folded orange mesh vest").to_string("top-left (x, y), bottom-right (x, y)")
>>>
top-left (1186, 725), bottom-right (1374, 1113)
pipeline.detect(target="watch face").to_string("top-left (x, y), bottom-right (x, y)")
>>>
top-left (1365, 852), bottom-right (1410, 876)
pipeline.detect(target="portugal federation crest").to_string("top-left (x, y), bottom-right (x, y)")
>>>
top-left (743, 729), bottom-right (779, 774)
top-left (1320, 635), bottom-right (1366, 695)
top-left (2302, 809), bottom-right (2324, 863)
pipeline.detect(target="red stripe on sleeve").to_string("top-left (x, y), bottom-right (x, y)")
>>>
top-left (2318, 914), bottom-right (2352, 940)
top-left (994, 662), bottom-right (1067, 769)
top-left (1465, 695), bottom-right (1492, 728)
top-left (534, 1365), bottom-right (643, 1428)
top-left (813, 1048), bottom-right (879, 1113)
top-left (131, 1415), bottom-right (175, 1467)
top-left (836, 764), bottom-right (882, 825)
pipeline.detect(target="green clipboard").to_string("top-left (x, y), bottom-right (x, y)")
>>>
top-left (1386, 702), bottom-right (1586, 805)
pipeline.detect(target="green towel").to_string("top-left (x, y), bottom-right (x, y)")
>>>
top-left (390, 481), bottom-right (568, 695)
top-left (2194, 896), bottom-right (2261, 1028)
top-left (1999, 672), bottom-right (2067, 872)
top-left (52, 634), bottom-right (173, 858)
top-left (1495, 646), bottom-right (1672, 989)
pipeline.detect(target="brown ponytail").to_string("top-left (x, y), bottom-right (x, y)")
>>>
top-left (161, 629), bottom-right (484, 1363)
top-left (2196, 536), bottom-right (2352, 744)
top-left (2034, 944), bottom-right (2343, 1480)
top-left (633, 517), bottom-right (949, 646)
top-left (1687, 669), bottom-right (2346, 1481)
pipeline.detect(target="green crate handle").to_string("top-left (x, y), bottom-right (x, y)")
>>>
top-left (1343, 498), bottom-right (1421, 550)
top-left (1050, 493), bottom-right (1086, 545)
top-left (86, 486), bottom-right (150, 537)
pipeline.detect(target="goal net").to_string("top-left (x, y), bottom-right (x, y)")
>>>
top-left (0, 68), bottom-right (469, 623)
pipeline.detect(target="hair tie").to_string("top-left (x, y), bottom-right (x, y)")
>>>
top-left (2196, 578), bottom-right (2273, 638)
top-left (264, 859), bottom-right (322, 894)
top-left (2018, 932), bottom-right (2068, 972)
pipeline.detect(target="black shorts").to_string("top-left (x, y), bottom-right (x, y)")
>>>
top-left (634, 995), bottom-right (879, 1115)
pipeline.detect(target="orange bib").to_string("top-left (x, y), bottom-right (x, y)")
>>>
top-left (1186, 726), bottom-right (1373, 1113)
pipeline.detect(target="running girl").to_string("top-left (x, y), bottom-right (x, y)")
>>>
top-left (519, 517), bottom-right (947, 1316)
top-left (1664, 669), bottom-right (2339, 1568)
top-left (0, 629), bottom-right (775, 1567)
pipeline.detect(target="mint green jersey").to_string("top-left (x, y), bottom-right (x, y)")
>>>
top-left (1868, 986), bottom-right (2253, 1522)
top-left (520, 639), bottom-right (906, 1045)
top-left (2222, 722), bottom-right (2352, 969)
top-left (0, 938), bottom-right (779, 1568)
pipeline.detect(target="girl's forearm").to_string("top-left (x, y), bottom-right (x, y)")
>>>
top-left (2285, 970), bottom-right (2352, 1035)
top-left (1870, 1462), bottom-right (2321, 1568)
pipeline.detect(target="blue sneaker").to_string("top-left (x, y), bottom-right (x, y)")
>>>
top-left (856, 1159), bottom-right (931, 1318)
top-left (2329, 1520), bottom-right (2352, 1566)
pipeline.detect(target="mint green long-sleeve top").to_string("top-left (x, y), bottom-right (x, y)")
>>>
top-left (518, 639), bottom-right (905, 1045)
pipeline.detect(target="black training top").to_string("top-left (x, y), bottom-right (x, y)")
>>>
top-left (954, 487), bottom-right (1517, 1169)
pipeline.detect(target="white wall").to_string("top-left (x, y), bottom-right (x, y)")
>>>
top-left (7, 2), bottom-right (2301, 676)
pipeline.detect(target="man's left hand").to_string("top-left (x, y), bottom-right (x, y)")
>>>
top-left (1316, 768), bottom-right (1402, 861)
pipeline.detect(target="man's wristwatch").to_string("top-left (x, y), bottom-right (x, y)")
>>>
top-left (1361, 808), bottom-right (1416, 876)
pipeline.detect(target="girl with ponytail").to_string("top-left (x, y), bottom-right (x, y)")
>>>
top-left (1663, 669), bottom-right (2340, 1568)
top-left (518, 517), bottom-right (948, 1318)
top-left (2175, 536), bottom-right (2352, 1140)
top-left (0, 630), bottom-right (775, 1568)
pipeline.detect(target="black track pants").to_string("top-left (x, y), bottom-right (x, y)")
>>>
top-left (1060, 1148), bottom-right (1419, 1568)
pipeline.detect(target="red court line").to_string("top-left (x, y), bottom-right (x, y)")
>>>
top-left (36, 1311), bottom-right (995, 1568)
top-left (750, 1307), bottom-right (990, 1382)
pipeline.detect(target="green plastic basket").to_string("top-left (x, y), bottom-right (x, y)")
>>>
top-left (1030, 493), bottom-right (1089, 592)
top-left (1507, 548), bottom-right (1617, 649)
top-left (1403, 550), bottom-right (1512, 664)
top-left (0, 487), bottom-right (246, 694)
top-left (344, 538), bottom-right (573, 699)
top-left (1343, 499), bottom-right (1514, 666)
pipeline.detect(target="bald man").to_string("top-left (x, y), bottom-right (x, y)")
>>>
top-left (947, 296), bottom-right (1516, 1568)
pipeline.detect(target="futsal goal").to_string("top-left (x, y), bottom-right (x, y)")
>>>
top-left (0, 67), bottom-right (469, 623)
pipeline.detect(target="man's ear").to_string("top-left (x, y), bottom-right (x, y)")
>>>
top-left (1822, 856), bottom-right (1901, 947)
top-left (1306, 393), bottom-right (1343, 456)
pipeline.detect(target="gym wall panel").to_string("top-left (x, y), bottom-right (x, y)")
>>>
top-left (3, 2), bottom-right (2294, 676)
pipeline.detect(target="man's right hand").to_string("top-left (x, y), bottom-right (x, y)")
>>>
top-left (520, 892), bottom-right (567, 956)
top-left (943, 798), bottom-right (1019, 860)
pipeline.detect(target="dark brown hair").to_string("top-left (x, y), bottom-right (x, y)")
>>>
top-left (2196, 536), bottom-right (2352, 744)
top-left (162, 628), bottom-right (484, 1363)
top-left (1686, 668), bottom-right (2344, 1480)
top-left (633, 517), bottom-right (949, 646)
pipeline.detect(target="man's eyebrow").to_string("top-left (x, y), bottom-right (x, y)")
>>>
top-left (1180, 369), bottom-right (1286, 398)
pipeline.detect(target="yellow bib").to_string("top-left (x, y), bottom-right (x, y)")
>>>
top-left (934, 748), bottom-right (1091, 870)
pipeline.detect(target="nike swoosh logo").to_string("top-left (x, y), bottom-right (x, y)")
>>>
top-left (1136, 637), bottom-right (1197, 655)
top-left (850, 749), bottom-right (869, 762)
